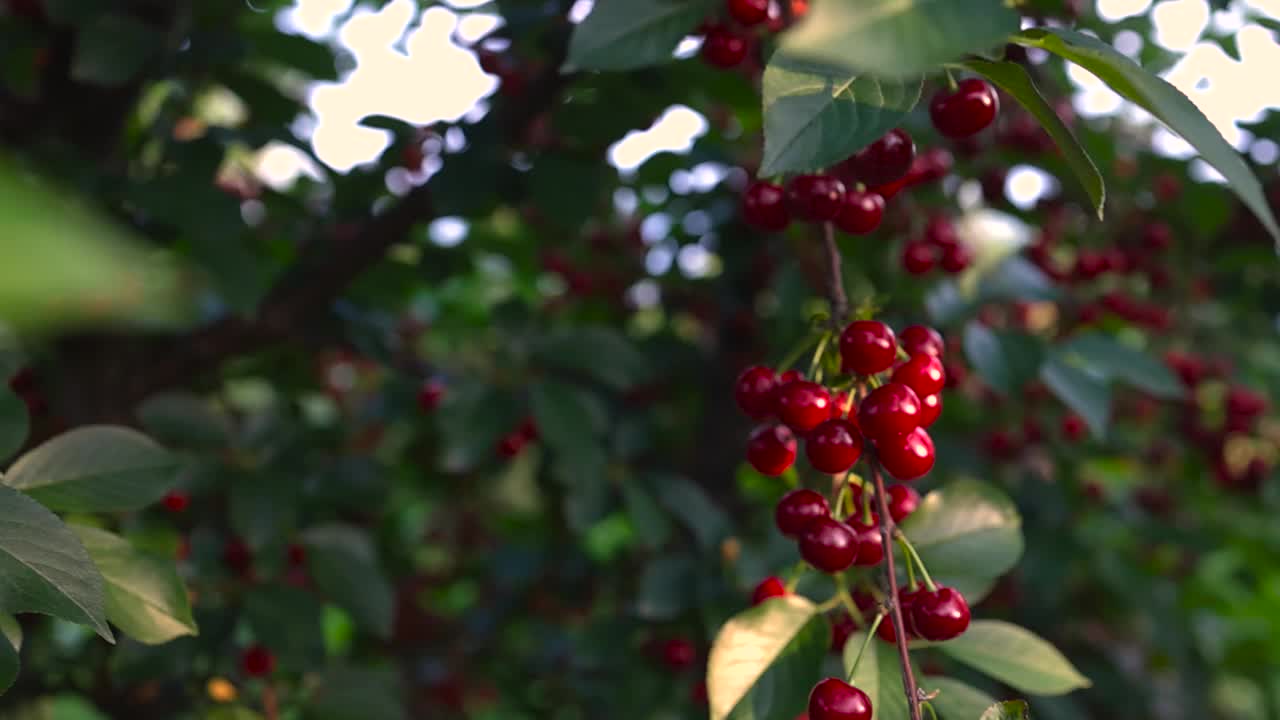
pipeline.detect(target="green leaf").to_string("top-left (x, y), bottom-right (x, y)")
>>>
top-left (927, 677), bottom-right (998, 720)
top-left (3, 426), bottom-right (177, 513)
top-left (244, 584), bottom-right (324, 667)
top-left (303, 666), bottom-right (406, 720)
top-left (136, 392), bottom-right (232, 451)
top-left (899, 479), bottom-right (1023, 604)
top-left (621, 483), bottom-right (673, 549)
top-left (961, 58), bottom-right (1104, 218)
top-left (206, 708), bottom-right (266, 720)
top-left (566, 0), bottom-right (711, 72)
top-left (0, 386), bottom-right (28, 461)
top-left (1013, 27), bottom-right (1280, 243)
top-left (229, 472), bottom-right (300, 551)
top-left (68, 525), bottom-right (197, 645)
top-left (532, 327), bottom-right (650, 391)
top-left (780, 0), bottom-right (1020, 78)
top-left (70, 15), bottom-right (164, 86)
top-left (760, 53), bottom-right (922, 175)
top-left (635, 554), bottom-right (696, 620)
top-left (530, 380), bottom-right (608, 456)
top-left (1040, 354), bottom-right (1111, 439)
top-left (0, 614), bottom-right (21, 652)
top-left (0, 485), bottom-right (111, 640)
top-left (707, 595), bottom-right (826, 720)
top-left (302, 526), bottom-right (394, 640)
top-left (1057, 332), bottom-right (1182, 399)
top-left (651, 474), bottom-right (730, 550)
top-left (962, 324), bottom-right (1044, 396)
top-left (939, 620), bottom-right (1091, 696)
top-left (980, 700), bottom-right (1031, 720)
top-left (843, 631), bottom-right (916, 720)
top-left (0, 616), bottom-right (16, 695)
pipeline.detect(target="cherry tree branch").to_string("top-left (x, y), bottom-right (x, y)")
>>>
top-left (822, 222), bottom-right (848, 324)
top-left (870, 456), bottom-right (923, 720)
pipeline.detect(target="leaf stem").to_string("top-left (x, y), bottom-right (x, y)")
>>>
top-left (870, 454), bottom-right (923, 720)
top-left (845, 612), bottom-right (886, 682)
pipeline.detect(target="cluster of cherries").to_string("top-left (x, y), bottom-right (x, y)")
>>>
top-left (900, 213), bottom-right (973, 277)
top-left (699, 0), bottom-right (809, 69)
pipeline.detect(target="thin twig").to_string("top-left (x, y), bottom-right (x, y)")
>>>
top-left (870, 456), bottom-right (923, 720)
top-left (822, 222), bottom-right (848, 325)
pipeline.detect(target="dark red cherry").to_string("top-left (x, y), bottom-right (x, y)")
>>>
top-left (901, 241), bottom-right (937, 275)
top-left (701, 25), bottom-right (749, 68)
top-left (833, 190), bottom-right (885, 235)
top-left (241, 644), bottom-right (276, 677)
top-left (911, 587), bottom-right (971, 641)
top-left (775, 381), bottom-right (833, 433)
top-left (940, 242), bottom-right (974, 273)
top-left (805, 419), bottom-right (863, 474)
top-left (775, 488), bottom-right (831, 536)
top-left (876, 427), bottom-right (935, 480)
top-left (840, 128), bottom-right (915, 188)
top-left (886, 484), bottom-right (920, 523)
top-left (839, 320), bottom-right (897, 375)
top-left (807, 677), bottom-right (872, 720)
top-left (742, 181), bottom-right (791, 232)
top-left (930, 78), bottom-right (1000, 139)
top-left (660, 637), bottom-right (697, 669)
top-left (857, 383), bottom-right (921, 441)
top-left (799, 517), bottom-right (859, 573)
top-left (829, 391), bottom-right (854, 420)
top-left (847, 516), bottom-right (883, 566)
top-left (787, 174), bottom-right (847, 222)
top-left (778, 369), bottom-right (804, 385)
top-left (727, 0), bottom-right (770, 26)
top-left (418, 378), bottom-right (445, 412)
top-left (161, 490), bottom-right (190, 513)
top-left (735, 365), bottom-right (779, 419)
top-left (899, 325), bottom-right (944, 357)
top-left (747, 424), bottom-right (798, 476)
top-left (891, 354), bottom-right (946, 397)
top-left (918, 392), bottom-right (942, 428)
top-left (752, 576), bottom-right (788, 605)
top-left (1061, 413), bottom-right (1087, 442)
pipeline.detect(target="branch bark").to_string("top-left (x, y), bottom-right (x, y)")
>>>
top-left (871, 456), bottom-right (923, 720)
top-left (822, 222), bottom-right (848, 324)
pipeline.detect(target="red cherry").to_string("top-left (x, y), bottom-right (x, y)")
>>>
top-left (912, 147), bottom-right (954, 183)
top-left (891, 354), bottom-right (946, 397)
top-left (223, 538), bottom-right (253, 577)
top-left (1061, 413), bottom-right (1087, 442)
top-left (899, 325), bottom-right (944, 357)
top-left (838, 320), bottom-right (897, 375)
top-left (701, 25), bottom-right (749, 68)
top-left (241, 644), bottom-right (276, 678)
top-left (876, 427), bottom-right (935, 481)
top-left (1143, 221), bottom-right (1173, 250)
top-left (830, 612), bottom-right (856, 653)
top-left (940, 242), bottom-right (973, 273)
top-left (923, 215), bottom-right (959, 248)
top-left (727, 0), bottom-right (770, 26)
top-left (735, 365), bottom-right (779, 419)
top-left (840, 128), bottom-right (915, 188)
top-left (984, 429), bottom-right (1020, 460)
top-left (829, 391), bottom-right (853, 420)
top-left (747, 424), bottom-right (798, 476)
top-left (787, 174), bottom-right (847, 222)
top-left (778, 369), bottom-right (804, 385)
top-left (752, 576), bottom-right (788, 605)
top-left (776, 381), bottom-right (833, 433)
top-left (847, 516), bottom-right (883, 566)
top-left (775, 488), bottom-right (831, 536)
top-left (161, 490), bottom-right (190, 513)
top-left (497, 429), bottom-right (529, 458)
top-left (901, 241), bottom-right (937, 275)
top-left (798, 517), bottom-right (859, 573)
top-left (661, 637), bottom-right (697, 669)
top-left (857, 383), bottom-right (922, 441)
top-left (287, 543), bottom-right (307, 567)
top-left (929, 78), bottom-right (1000, 139)
top-left (742, 181), bottom-right (791, 232)
top-left (887, 484), bottom-right (920, 523)
top-left (918, 393), bottom-right (942, 428)
top-left (417, 378), bottom-right (445, 412)
top-left (807, 678), bottom-right (872, 720)
top-left (833, 190), bottom-right (885, 235)
top-left (911, 587), bottom-right (971, 641)
top-left (805, 419), bottom-right (863, 474)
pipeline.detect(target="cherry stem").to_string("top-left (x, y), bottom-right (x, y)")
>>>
top-left (808, 332), bottom-right (831, 379)
top-left (870, 454), bottom-right (923, 720)
top-left (944, 67), bottom-right (959, 90)
top-left (263, 683), bottom-right (280, 720)
top-left (896, 531), bottom-right (938, 591)
top-left (821, 222), bottom-right (848, 326)
top-left (845, 611), bottom-right (886, 683)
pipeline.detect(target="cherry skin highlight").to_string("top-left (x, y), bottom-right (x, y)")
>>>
top-left (775, 380), bottom-right (833, 434)
top-left (857, 383), bottom-right (922, 441)
top-left (839, 320), bottom-right (897, 375)
top-left (735, 365), bottom-right (779, 419)
top-left (876, 426), bottom-right (935, 481)
top-left (747, 424), bottom-right (798, 476)
top-left (930, 78), bottom-right (1000, 139)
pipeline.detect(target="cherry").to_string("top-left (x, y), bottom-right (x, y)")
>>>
top-left (778, 369), bottom-right (804, 385)
top-left (701, 25), bottom-right (749, 68)
top-left (496, 429), bottom-right (530, 458)
top-left (899, 325), bottom-right (943, 357)
top-left (929, 78), bottom-right (1000, 139)
top-left (876, 427), bottom-right (935, 481)
top-left (940, 242), bottom-right (973, 273)
top-left (223, 538), bottom-right (253, 577)
top-left (830, 612), bottom-right (856, 652)
top-left (727, 0), bottom-right (770, 26)
top-left (918, 392), bottom-right (942, 428)
top-left (1143, 221), bottom-right (1173, 250)
top-left (805, 419), bottom-right (863, 474)
top-left (901, 241), bottom-right (937, 275)
top-left (661, 637), bottom-right (697, 669)
top-left (747, 424), bottom-right (798, 476)
top-left (161, 490), bottom-right (190, 513)
top-left (775, 488), bottom-right (831, 536)
top-left (911, 587), bottom-right (971, 641)
top-left (840, 128), bottom-right (915, 188)
top-left (418, 379), bottom-right (445, 413)
top-left (833, 190), bottom-right (884, 235)
top-left (799, 517), bottom-right (859, 573)
top-left (775, 381), bottom-right (833, 433)
top-left (752, 576), bottom-right (788, 605)
top-left (735, 365), bottom-right (779, 419)
top-left (788, 174), bottom-right (846, 222)
top-left (401, 143), bottom-right (425, 172)
top-left (286, 543), bottom-right (307, 567)
top-left (829, 391), bottom-right (853, 420)
top-left (742, 181), bottom-right (791, 232)
top-left (857, 383), bottom-right (921, 441)
top-left (807, 678), bottom-right (872, 720)
top-left (846, 517), bottom-right (883, 566)
top-left (891, 354), bottom-right (946, 397)
top-left (839, 320), bottom-right (897, 376)
top-left (923, 215), bottom-right (958, 248)
top-left (1061, 414), bottom-right (1087, 443)
top-left (241, 644), bottom-right (276, 677)
top-left (886, 484), bottom-right (920, 523)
